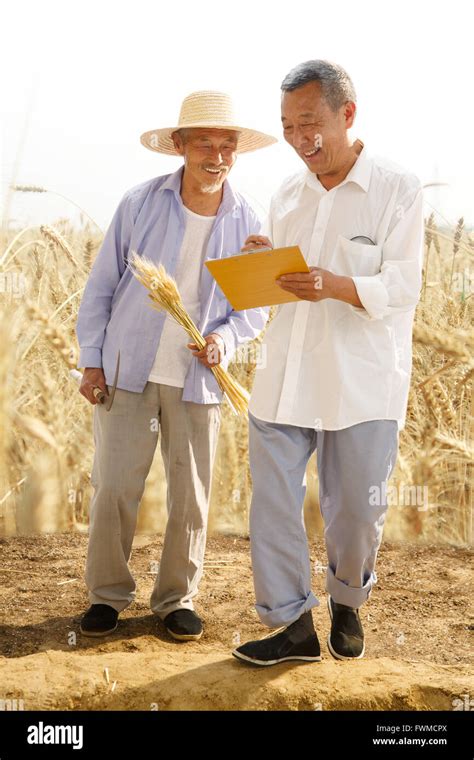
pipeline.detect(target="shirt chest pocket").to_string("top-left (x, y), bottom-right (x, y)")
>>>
top-left (332, 234), bottom-right (382, 277)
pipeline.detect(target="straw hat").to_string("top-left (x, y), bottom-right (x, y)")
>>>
top-left (140, 90), bottom-right (278, 155)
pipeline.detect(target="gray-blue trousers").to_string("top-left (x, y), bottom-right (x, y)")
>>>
top-left (248, 412), bottom-right (399, 628)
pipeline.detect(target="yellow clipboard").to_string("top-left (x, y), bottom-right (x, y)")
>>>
top-left (205, 246), bottom-right (310, 310)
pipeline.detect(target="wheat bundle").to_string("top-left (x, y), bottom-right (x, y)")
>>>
top-left (128, 251), bottom-right (249, 415)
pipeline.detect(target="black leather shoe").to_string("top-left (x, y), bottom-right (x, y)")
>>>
top-left (164, 609), bottom-right (203, 641)
top-left (80, 604), bottom-right (119, 637)
top-left (327, 595), bottom-right (365, 660)
top-left (232, 611), bottom-right (321, 666)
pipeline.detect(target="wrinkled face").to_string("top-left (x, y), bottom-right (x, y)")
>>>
top-left (172, 128), bottom-right (239, 192)
top-left (281, 81), bottom-right (355, 175)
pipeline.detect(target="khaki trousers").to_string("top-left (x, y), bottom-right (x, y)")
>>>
top-left (86, 381), bottom-right (221, 619)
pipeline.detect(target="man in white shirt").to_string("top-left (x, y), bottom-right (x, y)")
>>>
top-left (232, 60), bottom-right (424, 666)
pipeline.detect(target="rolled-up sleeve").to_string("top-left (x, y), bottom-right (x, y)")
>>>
top-left (350, 182), bottom-right (424, 321)
top-left (212, 305), bottom-right (270, 367)
top-left (76, 192), bottom-right (135, 368)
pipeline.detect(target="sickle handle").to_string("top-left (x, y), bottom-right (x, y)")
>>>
top-left (92, 386), bottom-right (106, 403)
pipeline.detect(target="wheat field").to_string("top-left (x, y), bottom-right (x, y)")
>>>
top-left (0, 193), bottom-right (472, 544)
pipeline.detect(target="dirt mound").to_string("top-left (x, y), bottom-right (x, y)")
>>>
top-left (2, 649), bottom-right (472, 711)
top-left (1, 533), bottom-right (473, 710)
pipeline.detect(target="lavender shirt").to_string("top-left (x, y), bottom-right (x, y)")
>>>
top-left (75, 165), bottom-right (269, 403)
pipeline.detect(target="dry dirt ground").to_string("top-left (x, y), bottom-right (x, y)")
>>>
top-left (0, 533), bottom-right (473, 711)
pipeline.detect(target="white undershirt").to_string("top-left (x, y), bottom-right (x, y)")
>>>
top-left (148, 206), bottom-right (216, 388)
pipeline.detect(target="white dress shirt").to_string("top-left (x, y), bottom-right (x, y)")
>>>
top-left (148, 206), bottom-right (216, 387)
top-left (248, 140), bottom-right (424, 431)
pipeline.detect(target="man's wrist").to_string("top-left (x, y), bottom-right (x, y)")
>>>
top-left (329, 273), bottom-right (364, 308)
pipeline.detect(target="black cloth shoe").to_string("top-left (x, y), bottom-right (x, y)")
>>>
top-left (232, 611), bottom-right (321, 667)
top-left (327, 595), bottom-right (365, 660)
top-left (163, 609), bottom-right (203, 641)
top-left (80, 604), bottom-right (119, 637)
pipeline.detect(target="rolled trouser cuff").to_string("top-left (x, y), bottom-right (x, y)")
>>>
top-left (255, 590), bottom-right (320, 629)
top-left (326, 565), bottom-right (377, 609)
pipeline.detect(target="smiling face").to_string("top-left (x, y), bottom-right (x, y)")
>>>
top-left (172, 128), bottom-right (239, 194)
top-left (281, 81), bottom-right (356, 177)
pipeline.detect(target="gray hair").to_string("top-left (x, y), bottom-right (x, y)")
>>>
top-left (281, 60), bottom-right (356, 112)
top-left (172, 127), bottom-right (190, 143)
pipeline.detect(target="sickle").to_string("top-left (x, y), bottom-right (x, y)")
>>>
top-left (104, 350), bottom-right (121, 411)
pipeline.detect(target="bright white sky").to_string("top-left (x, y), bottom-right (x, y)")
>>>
top-left (1, 0), bottom-right (473, 233)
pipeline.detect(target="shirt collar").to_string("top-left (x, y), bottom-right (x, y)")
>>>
top-left (305, 139), bottom-right (372, 194)
top-left (158, 164), bottom-right (239, 217)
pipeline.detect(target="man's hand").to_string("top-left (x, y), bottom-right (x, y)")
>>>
top-left (275, 266), bottom-right (338, 302)
top-left (79, 367), bottom-right (109, 405)
top-left (187, 333), bottom-right (225, 368)
top-left (277, 267), bottom-right (364, 307)
top-left (241, 235), bottom-right (273, 253)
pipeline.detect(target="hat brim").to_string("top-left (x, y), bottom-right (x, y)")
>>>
top-left (140, 124), bottom-right (278, 155)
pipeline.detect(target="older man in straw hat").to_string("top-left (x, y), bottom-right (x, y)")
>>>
top-left (231, 60), bottom-right (424, 666)
top-left (76, 91), bottom-right (276, 641)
